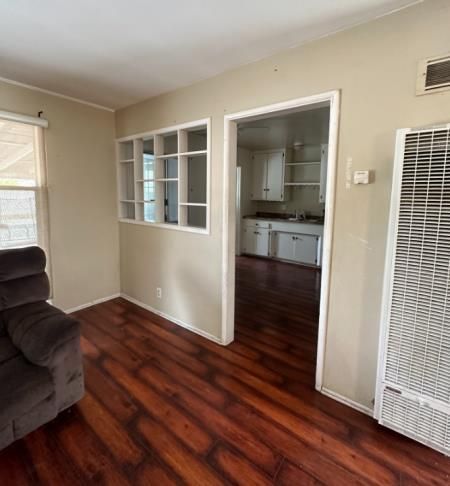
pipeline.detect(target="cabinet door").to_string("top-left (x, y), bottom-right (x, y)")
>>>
top-left (293, 234), bottom-right (318, 265)
top-left (251, 153), bottom-right (267, 200)
top-left (273, 231), bottom-right (295, 260)
top-left (266, 151), bottom-right (284, 201)
top-left (319, 144), bottom-right (328, 204)
top-left (274, 232), bottom-right (318, 265)
top-left (242, 228), bottom-right (270, 256)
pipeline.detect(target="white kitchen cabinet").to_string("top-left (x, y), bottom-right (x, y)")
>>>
top-left (250, 150), bottom-right (285, 201)
top-left (251, 153), bottom-right (267, 200)
top-left (242, 227), bottom-right (270, 257)
top-left (272, 231), bottom-right (319, 265)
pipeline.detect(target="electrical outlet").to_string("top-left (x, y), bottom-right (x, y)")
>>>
top-left (156, 287), bottom-right (162, 299)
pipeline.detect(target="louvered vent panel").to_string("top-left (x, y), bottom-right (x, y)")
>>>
top-left (417, 55), bottom-right (450, 95)
top-left (379, 126), bottom-right (450, 455)
top-left (381, 387), bottom-right (450, 454)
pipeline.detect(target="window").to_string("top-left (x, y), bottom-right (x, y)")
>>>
top-left (0, 117), bottom-right (49, 251)
top-left (116, 119), bottom-right (210, 233)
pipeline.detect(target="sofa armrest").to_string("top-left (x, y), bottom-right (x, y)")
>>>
top-left (3, 301), bottom-right (80, 367)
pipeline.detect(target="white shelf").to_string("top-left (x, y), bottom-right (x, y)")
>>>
top-left (156, 153), bottom-right (178, 159)
top-left (179, 150), bottom-right (207, 157)
top-left (155, 178), bottom-right (178, 182)
top-left (179, 202), bottom-right (207, 207)
top-left (136, 179), bottom-right (155, 182)
top-left (137, 200), bottom-right (155, 203)
top-left (286, 161), bottom-right (320, 166)
top-left (284, 182), bottom-right (320, 186)
top-left (119, 159), bottom-right (134, 163)
top-left (120, 199), bottom-right (135, 203)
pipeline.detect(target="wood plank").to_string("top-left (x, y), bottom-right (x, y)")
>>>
top-left (216, 374), bottom-right (397, 485)
top-left (139, 364), bottom-right (281, 475)
top-left (84, 360), bottom-right (138, 423)
top-left (102, 358), bottom-right (213, 455)
top-left (137, 417), bottom-right (223, 486)
top-left (226, 401), bottom-right (366, 486)
top-left (56, 418), bottom-right (130, 485)
top-left (77, 392), bottom-right (143, 467)
top-left (209, 443), bottom-right (273, 486)
top-left (277, 460), bottom-right (322, 486)
top-left (136, 462), bottom-right (179, 486)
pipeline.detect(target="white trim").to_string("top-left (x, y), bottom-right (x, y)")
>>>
top-left (222, 90), bottom-right (340, 389)
top-left (120, 293), bottom-right (223, 345)
top-left (119, 218), bottom-right (208, 235)
top-left (374, 128), bottom-right (409, 420)
top-left (116, 118), bottom-right (211, 142)
top-left (117, 117), bottom-right (211, 235)
top-left (321, 388), bottom-right (373, 417)
top-left (64, 293), bottom-right (121, 314)
top-left (0, 76), bottom-right (114, 112)
top-left (0, 109), bottom-right (48, 128)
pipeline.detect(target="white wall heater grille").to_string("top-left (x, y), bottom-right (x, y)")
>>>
top-left (376, 125), bottom-right (450, 455)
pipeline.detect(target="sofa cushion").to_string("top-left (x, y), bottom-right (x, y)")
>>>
top-left (0, 355), bottom-right (53, 426)
top-left (0, 273), bottom-right (50, 312)
top-left (0, 336), bottom-right (20, 365)
top-left (0, 246), bottom-right (46, 282)
top-left (3, 301), bottom-right (80, 367)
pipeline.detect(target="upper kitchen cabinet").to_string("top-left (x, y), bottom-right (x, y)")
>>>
top-left (250, 149), bottom-right (286, 201)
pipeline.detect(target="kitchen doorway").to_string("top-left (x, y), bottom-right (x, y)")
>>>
top-left (222, 91), bottom-right (340, 391)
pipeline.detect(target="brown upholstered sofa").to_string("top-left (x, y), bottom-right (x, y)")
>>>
top-left (0, 246), bottom-right (84, 450)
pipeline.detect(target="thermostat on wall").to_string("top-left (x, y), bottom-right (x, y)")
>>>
top-left (353, 170), bottom-right (371, 185)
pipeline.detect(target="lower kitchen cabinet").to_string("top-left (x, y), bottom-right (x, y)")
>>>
top-left (242, 227), bottom-right (270, 257)
top-left (271, 231), bottom-right (319, 265)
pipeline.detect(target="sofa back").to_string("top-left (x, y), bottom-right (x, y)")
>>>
top-left (0, 247), bottom-right (50, 313)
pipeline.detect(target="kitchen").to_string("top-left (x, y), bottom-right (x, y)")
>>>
top-left (236, 105), bottom-right (329, 268)
top-left (233, 103), bottom-right (331, 385)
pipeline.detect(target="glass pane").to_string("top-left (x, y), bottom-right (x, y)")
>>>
top-left (164, 157), bottom-right (178, 178)
top-left (143, 181), bottom-right (155, 202)
top-left (143, 154), bottom-right (155, 180)
top-left (0, 189), bottom-right (37, 248)
top-left (164, 181), bottom-right (178, 224)
top-left (188, 206), bottom-right (206, 229)
top-left (0, 120), bottom-right (37, 187)
top-left (143, 203), bottom-right (156, 222)
top-left (188, 155), bottom-right (206, 203)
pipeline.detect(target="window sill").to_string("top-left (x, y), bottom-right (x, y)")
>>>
top-left (119, 218), bottom-right (210, 235)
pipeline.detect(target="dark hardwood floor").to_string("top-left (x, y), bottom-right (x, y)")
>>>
top-left (1, 256), bottom-right (449, 485)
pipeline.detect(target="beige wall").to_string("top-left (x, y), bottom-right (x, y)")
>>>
top-left (0, 81), bottom-right (119, 311)
top-left (115, 0), bottom-right (450, 409)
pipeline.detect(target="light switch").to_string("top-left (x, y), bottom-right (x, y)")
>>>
top-left (353, 170), bottom-right (371, 185)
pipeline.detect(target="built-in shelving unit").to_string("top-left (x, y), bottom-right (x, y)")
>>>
top-left (116, 118), bottom-right (210, 233)
top-left (284, 144), bottom-right (321, 187)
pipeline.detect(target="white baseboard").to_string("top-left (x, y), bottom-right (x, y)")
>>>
top-left (321, 387), bottom-right (374, 417)
top-left (120, 293), bottom-right (224, 346)
top-left (65, 293), bottom-right (121, 314)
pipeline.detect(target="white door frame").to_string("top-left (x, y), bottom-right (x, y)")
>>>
top-left (221, 90), bottom-right (340, 391)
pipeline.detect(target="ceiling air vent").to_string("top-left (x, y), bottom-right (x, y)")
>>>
top-left (416, 54), bottom-right (450, 95)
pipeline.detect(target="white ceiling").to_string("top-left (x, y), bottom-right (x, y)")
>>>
top-left (238, 105), bottom-right (330, 151)
top-left (0, 0), bottom-right (419, 110)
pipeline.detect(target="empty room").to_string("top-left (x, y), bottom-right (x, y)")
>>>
top-left (0, 0), bottom-right (449, 484)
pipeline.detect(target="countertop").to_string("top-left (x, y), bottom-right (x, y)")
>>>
top-left (243, 215), bottom-right (324, 226)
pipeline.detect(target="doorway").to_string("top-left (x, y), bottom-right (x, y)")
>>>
top-left (222, 91), bottom-right (340, 391)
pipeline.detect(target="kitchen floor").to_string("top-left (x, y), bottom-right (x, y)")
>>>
top-left (235, 255), bottom-right (321, 388)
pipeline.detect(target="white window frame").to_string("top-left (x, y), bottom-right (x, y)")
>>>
top-left (116, 118), bottom-right (211, 235)
top-left (0, 111), bottom-right (50, 254)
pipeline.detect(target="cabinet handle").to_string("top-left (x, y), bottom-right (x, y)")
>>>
top-left (254, 231), bottom-right (260, 235)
